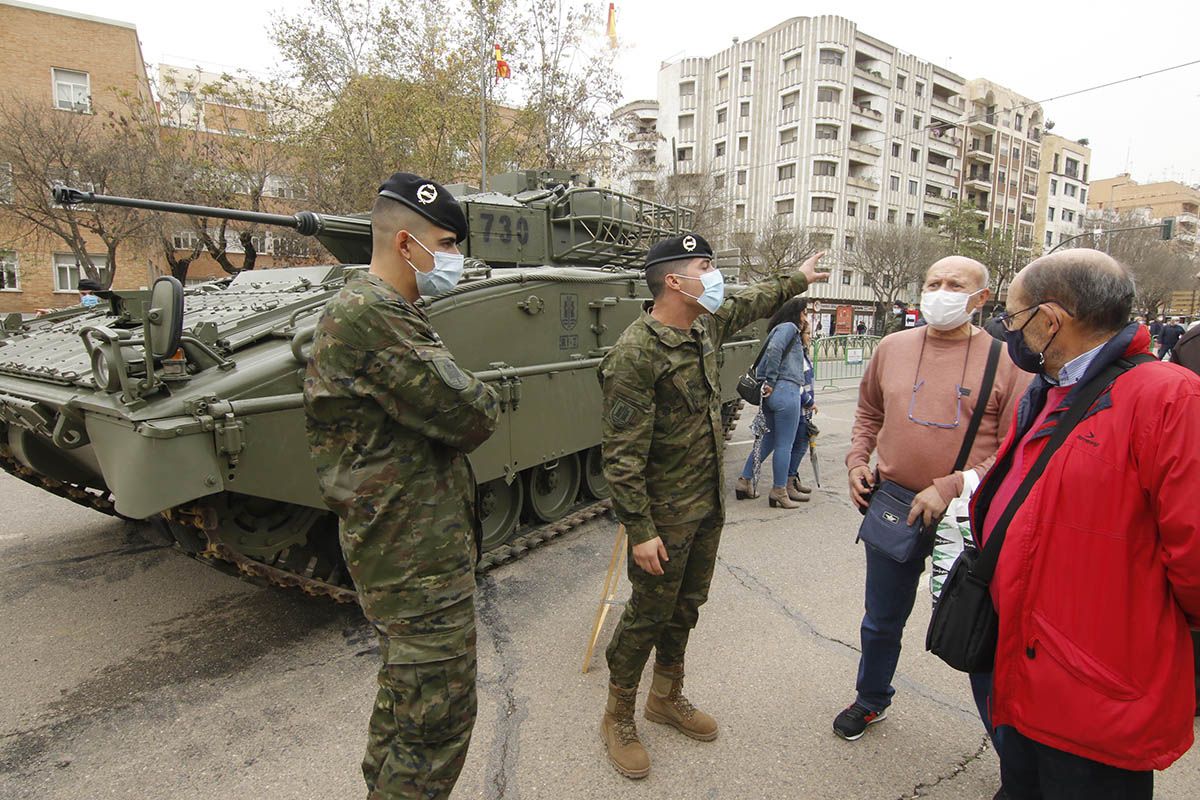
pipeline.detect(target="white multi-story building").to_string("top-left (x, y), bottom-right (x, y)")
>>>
top-left (1035, 134), bottom-right (1092, 252)
top-left (610, 99), bottom-right (660, 196)
top-left (653, 15), bottom-right (968, 317)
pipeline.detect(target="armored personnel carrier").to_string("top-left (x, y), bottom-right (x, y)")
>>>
top-left (0, 170), bottom-right (760, 601)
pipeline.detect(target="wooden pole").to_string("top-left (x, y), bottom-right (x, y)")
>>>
top-left (582, 524), bottom-right (627, 673)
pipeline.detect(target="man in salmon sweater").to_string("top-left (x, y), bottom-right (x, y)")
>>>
top-left (978, 249), bottom-right (1200, 797)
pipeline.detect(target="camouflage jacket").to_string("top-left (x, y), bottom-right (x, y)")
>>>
top-left (304, 271), bottom-right (500, 629)
top-left (599, 273), bottom-right (810, 545)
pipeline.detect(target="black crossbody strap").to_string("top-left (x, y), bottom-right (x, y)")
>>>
top-left (973, 353), bottom-right (1153, 582)
top-left (952, 337), bottom-right (1002, 473)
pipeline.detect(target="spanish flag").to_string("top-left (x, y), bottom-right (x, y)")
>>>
top-left (494, 43), bottom-right (511, 79)
top-left (606, 3), bottom-right (617, 49)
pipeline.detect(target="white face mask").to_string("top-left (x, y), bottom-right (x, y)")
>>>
top-left (920, 288), bottom-right (982, 331)
top-left (669, 269), bottom-right (725, 314)
top-left (404, 234), bottom-right (464, 297)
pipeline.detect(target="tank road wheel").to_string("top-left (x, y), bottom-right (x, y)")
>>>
top-left (524, 453), bottom-right (582, 522)
top-left (720, 399), bottom-right (744, 440)
top-left (581, 446), bottom-right (610, 500)
top-left (477, 476), bottom-right (524, 551)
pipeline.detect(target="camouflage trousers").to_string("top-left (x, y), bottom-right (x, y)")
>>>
top-left (363, 597), bottom-right (477, 800)
top-left (605, 511), bottom-right (723, 688)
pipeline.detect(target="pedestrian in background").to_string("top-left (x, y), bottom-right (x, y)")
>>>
top-left (735, 297), bottom-right (816, 508)
top-left (836, 256), bottom-right (1029, 742)
top-left (1158, 316), bottom-right (1186, 359)
top-left (978, 250), bottom-right (1200, 798)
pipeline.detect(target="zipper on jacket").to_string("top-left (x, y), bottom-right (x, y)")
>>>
top-left (1026, 642), bottom-right (1037, 659)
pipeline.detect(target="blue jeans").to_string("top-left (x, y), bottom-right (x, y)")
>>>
top-left (740, 381), bottom-right (809, 488)
top-left (854, 541), bottom-right (926, 712)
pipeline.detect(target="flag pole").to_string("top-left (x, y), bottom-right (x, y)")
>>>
top-left (479, 5), bottom-right (488, 191)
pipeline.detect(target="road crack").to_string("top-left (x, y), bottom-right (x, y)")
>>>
top-left (475, 576), bottom-right (526, 800)
top-left (897, 735), bottom-right (991, 799)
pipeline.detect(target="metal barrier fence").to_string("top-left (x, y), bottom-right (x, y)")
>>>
top-left (810, 335), bottom-right (882, 389)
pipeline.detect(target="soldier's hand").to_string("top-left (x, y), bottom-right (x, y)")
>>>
top-left (848, 465), bottom-right (874, 510)
top-left (800, 252), bottom-right (830, 285)
top-left (907, 484), bottom-right (949, 528)
top-left (632, 536), bottom-right (669, 576)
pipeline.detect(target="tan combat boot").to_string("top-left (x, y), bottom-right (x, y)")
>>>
top-left (644, 662), bottom-right (719, 741)
top-left (786, 476), bottom-right (813, 502)
top-left (768, 486), bottom-right (802, 508)
top-left (601, 683), bottom-right (650, 779)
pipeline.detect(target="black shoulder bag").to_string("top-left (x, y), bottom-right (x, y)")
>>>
top-left (856, 338), bottom-right (1002, 563)
top-left (925, 353), bottom-right (1155, 673)
top-left (736, 327), bottom-right (800, 406)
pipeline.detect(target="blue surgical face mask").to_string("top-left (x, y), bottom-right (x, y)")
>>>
top-left (671, 268), bottom-right (725, 314)
top-left (80, 293), bottom-right (100, 308)
top-left (405, 234), bottom-right (464, 297)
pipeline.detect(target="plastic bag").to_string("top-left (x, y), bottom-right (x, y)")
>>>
top-left (930, 470), bottom-right (981, 602)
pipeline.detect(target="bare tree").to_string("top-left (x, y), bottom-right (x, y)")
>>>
top-left (645, 170), bottom-right (727, 241)
top-left (1074, 214), bottom-right (1196, 320)
top-left (846, 222), bottom-right (947, 313)
top-left (733, 214), bottom-right (821, 281)
top-left (0, 95), bottom-right (156, 287)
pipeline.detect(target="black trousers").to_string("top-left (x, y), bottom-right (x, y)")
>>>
top-left (998, 726), bottom-right (1153, 800)
top-left (1193, 630), bottom-right (1200, 714)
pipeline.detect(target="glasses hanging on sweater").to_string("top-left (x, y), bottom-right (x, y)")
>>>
top-left (907, 329), bottom-right (973, 430)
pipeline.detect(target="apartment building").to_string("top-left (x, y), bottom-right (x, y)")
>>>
top-left (1034, 134), bottom-right (1092, 252)
top-left (653, 15), bottom-right (970, 318)
top-left (1089, 174), bottom-right (1200, 249)
top-left (611, 99), bottom-right (660, 196)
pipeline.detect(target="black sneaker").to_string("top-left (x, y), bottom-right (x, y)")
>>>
top-left (833, 702), bottom-right (887, 741)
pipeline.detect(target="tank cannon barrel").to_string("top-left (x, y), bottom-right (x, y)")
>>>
top-left (52, 185), bottom-right (372, 263)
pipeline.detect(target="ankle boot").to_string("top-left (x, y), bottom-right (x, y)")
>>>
top-left (644, 662), bottom-right (718, 741)
top-left (786, 476), bottom-right (813, 502)
top-left (768, 486), bottom-right (802, 508)
top-left (601, 683), bottom-right (650, 779)
top-left (735, 476), bottom-right (758, 500)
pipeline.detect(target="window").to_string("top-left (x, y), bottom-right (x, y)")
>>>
top-left (1063, 210), bottom-right (1075, 223)
top-left (889, 175), bottom-right (900, 191)
top-left (781, 91), bottom-right (799, 111)
top-left (847, 201), bottom-right (857, 217)
top-left (998, 170), bottom-right (1006, 185)
top-left (842, 269), bottom-right (853, 285)
top-left (915, 81), bottom-right (924, 98)
top-left (52, 68), bottom-right (90, 112)
top-left (844, 236), bottom-right (855, 252)
top-left (891, 142), bottom-right (901, 158)
top-left (778, 163), bottom-right (796, 181)
top-left (173, 229), bottom-right (201, 250)
top-left (738, 136), bottom-right (749, 152)
top-left (776, 198), bottom-right (795, 215)
top-left (910, 147), bottom-right (919, 163)
top-left (1050, 179), bottom-right (1057, 196)
top-left (780, 127), bottom-right (799, 145)
top-left (1047, 207), bottom-right (1055, 222)
top-left (679, 81), bottom-right (695, 98)
top-left (717, 73), bottom-right (729, 92)
top-left (741, 66), bottom-right (752, 83)
top-left (0, 162), bottom-right (11, 204)
top-left (54, 253), bottom-right (109, 292)
top-left (714, 174), bottom-right (725, 191)
top-left (1045, 231), bottom-right (1053, 248)
top-left (1064, 183), bottom-right (1077, 198)
top-left (908, 180), bottom-right (918, 196)
top-left (782, 52), bottom-right (802, 72)
top-left (816, 86), bottom-right (841, 103)
top-left (676, 146), bottom-right (693, 162)
top-left (812, 196), bottom-right (836, 213)
top-left (814, 124), bottom-right (838, 140)
top-left (716, 108), bottom-right (727, 125)
top-left (896, 74), bottom-right (907, 91)
top-left (678, 113), bottom-right (694, 131)
top-left (912, 114), bottom-right (922, 131)
top-left (1012, 146), bottom-right (1021, 162)
top-left (813, 161), bottom-right (837, 177)
top-left (894, 109), bottom-right (904, 125)
top-left (0, 251), bottom-right (18, 291)
top-left (1065, 157), bottom-right (1080, 179)
top-left (1079, 189), bottom-right (1087, 206)
top-left (740, 101), bottom-right (750, 118)
top-left (819, 49), bottom-right (843, 66)
top-left (868, 205), bottom-right (878, 221)
top-left (1082, 164), bottom-right (1089, 182)
top-left (735, 204), bottom-right (746, 219)
top-left (906, 212), bottom-right (915, 226)
top-left (714, 142), bottom-right (726, 158)
top-left (1052, 153), bottom-right (1060, 173)
top-left (887, 208), bottom-right (898, 223)
top-left (736, 170), bottom-right (747, 186)
top-left (1015, 113), bottom-right (1024, 132)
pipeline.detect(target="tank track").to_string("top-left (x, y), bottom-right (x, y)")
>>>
top-left (0, 399), bottom-right (744, 604)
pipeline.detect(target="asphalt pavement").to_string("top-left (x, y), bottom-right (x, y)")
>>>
top-left (1, 386), bottom-right (1197, 799)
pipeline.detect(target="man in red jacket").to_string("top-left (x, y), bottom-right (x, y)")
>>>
top-left (978, 249), bottom-right (1200, 798)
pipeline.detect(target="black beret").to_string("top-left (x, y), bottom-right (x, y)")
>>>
top-left (377, 172), bottom-right (468, 243)
top-left (77, 278), bottom-right (101, 291)
top-left (644, 233), bottom-right (713, 269)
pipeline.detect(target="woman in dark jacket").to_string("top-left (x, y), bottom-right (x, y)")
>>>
top-left (735, 297), bottom-right (815, 508)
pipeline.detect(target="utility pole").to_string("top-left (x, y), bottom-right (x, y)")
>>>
top-left (479, 4), bottom-right (489, 191)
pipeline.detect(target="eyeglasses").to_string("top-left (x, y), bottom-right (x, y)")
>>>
top-left (907, 380), bottom-right (966, 429)
top-left (995, 304), bottom-right (1042, 331)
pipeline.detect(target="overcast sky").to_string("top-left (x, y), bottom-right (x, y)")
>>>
top-left (43, 0), bottom-right (1200, 185)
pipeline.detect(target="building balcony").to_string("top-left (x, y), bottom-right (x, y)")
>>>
top-left (776, 176), bottom-right (797, 194)
top-left (735, 151), bottom-right (751, 165)
top-left (851, 103), bottom-right (883, 121)
top-left (965, 174), bottom-right (992, 191)
top-left (1022, 184), bottom-right (1038, 197)
top-left (814, 101), bottom-right (845, 120)
top-left (966, 144), bottom-right (994, 163)
top-left (676, 159), bottom-right (698, 174)
top-left (924, 192), bottom-right (952, 209)
top-left (853, 66), bottom-right (889, 88)
top-left (677, 128), bottom-right (696, 144)
top-left (779, 105), bottom-right (800, 124)
top-left (778, 141), bottom-right (799, 159)
top-left (714, 87), bottom-right (730, 105)
top-left (928, 132), bottom-right (961, 156)
top-left (932, 95), bottom-right (964, 116)
top-left (1020, 211), bottom-right (1034, 222)
top-left (1178, 212), bottom-right (1199, 226)
top-left (780, 68), bottom-right (803, 91)
top-left (849, 140), bottom-right (882, 159)
top-left (816, 63), bottom-right (846, 82)
top-left (968, 115), bottom-right (996, 133)
top-left (679, 95), bottom-right (697, 111)
top-left (847, 175), bottom-right (880, 193)
top-left (811, 174), bottom-right (840, 193)
top-left (968, 205), bottom-right (990, 217)
top-left (927, 161), bottom-right (956, 179)
top-left (737, 116), bottom-right (753, 132)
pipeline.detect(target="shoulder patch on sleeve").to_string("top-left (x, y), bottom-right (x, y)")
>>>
top-left (432, 356), bottom-right (471, 391)
top-left (609, 397), bottom-right (640, 429)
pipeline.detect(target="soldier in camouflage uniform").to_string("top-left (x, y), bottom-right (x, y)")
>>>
top-left (598, 234), bottom-right (828, 778)
top-left (304, 173), bottom-right (500, 800)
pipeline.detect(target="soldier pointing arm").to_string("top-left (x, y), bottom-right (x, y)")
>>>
top-left (304, 173), bottom-right (499, 800)
top-left (596, 233), bottom-right (828, 779)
